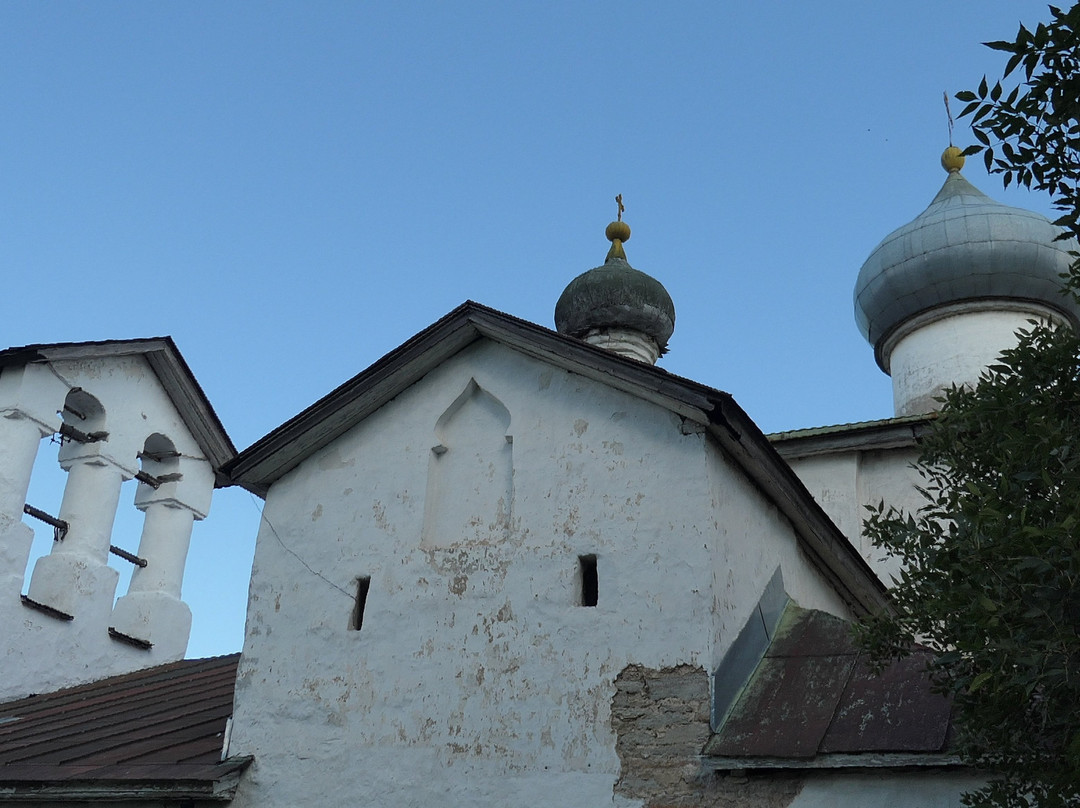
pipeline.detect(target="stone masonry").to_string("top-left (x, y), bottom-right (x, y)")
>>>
top-left (612, 664), bottom-right (803, 807)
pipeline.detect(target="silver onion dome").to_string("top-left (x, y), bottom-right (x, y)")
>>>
top-left (854, 148), bottom-right (1079, 364)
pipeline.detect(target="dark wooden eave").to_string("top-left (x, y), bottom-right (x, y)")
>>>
top-left (0, 338), bottom-right (236, 486)
top-left (224, 301), bottom-right (889, 617)
top-left (769, 413), bottom-right (934, 460)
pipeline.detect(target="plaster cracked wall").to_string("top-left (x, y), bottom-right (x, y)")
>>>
top-left (612, 663), bottom-right (804, 808)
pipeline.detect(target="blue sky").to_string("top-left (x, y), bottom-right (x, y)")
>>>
top-left (3, 1), bottom-right (1061, 657)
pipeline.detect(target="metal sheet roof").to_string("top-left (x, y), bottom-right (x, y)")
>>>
top-left (705, 607), bottom-right (953, 765)
top-left (854, 170), bottom-right (1080, 359)
top-left (769, 414), bottom-right (933, 460)
top-left (0, 655), bottom-right (249, 800)
top-left (767, 413), bottom-right (930, 444)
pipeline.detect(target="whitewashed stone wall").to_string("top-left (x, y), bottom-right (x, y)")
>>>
top-left (789, 772), bottom-right (986, 807)
top-left (884, 304), bottom-right (1056, 417)
top-left (782, 447), bottom-right (923, 586)
top-left (228, 339), bottom-right (854, 808)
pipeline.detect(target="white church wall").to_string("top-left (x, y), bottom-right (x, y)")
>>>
top-left (228, 339), bottom-right (855, 808)
top-left (788, 770), bottom-right (985, 808)
top-left (855, 447), bottom-right (924, 582)
top-left (784, 445), bottom-right (921, 586)
top-left (885, 304), bottom-right (1056, 417)
top-left (702, 441), bottom-right (853, 676)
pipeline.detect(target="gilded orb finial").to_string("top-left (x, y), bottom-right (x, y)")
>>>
top-left (941, 145), bottom-right (965, 173)
top-left (605, 194), bottom-right (631, 261)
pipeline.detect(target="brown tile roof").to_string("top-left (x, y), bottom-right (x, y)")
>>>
top-left (0, 654), bottom-right (250, 801)
top-left (704, 607), bottom-right (958, 768)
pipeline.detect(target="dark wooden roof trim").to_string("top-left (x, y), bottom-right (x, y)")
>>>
top-left (705, 398), bottom-right (890, 616)
top-left (701, 752), bottom-right (965, 771)
top-left (223, 302), bottom-right (714, 495)
top-left (0, 757), bottom-right (251, 801)
top-left (770, 414), bottom-right (933, 460)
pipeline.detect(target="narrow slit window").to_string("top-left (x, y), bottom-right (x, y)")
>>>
top-left (351, 577), bottom-right (371, 630)
top-left (579, 555), bottom-right (598, 607)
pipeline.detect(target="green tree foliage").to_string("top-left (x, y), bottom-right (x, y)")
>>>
top-left (858, 6), bottom-right (1080, 807)
top-left (956, 3), bottom-right (1080, 250)
top-left (859, 326), bottom-right (1080, 807)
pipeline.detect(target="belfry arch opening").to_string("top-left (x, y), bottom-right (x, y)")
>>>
top-left (139, 433), bottom-right (180, 480)
top-left (61, 388), bottom-right (106, 436)
top-left (20, 389), bottom-right (114, 595)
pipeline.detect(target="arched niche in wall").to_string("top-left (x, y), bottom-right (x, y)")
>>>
top-left (421, 379), bottom-right (513, 548)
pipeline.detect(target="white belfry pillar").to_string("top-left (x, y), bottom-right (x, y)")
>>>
top-left (0, 414), bottom-right (53, 588)
top-left (0, 414), bottom-right (51, 525)
top-left (0, 363), bottom-right (68, 594)
top-left (110, 455), bottom-right (213, 657)
top-left (26, 441), bottom-right (129, 622)
top-left (127, 503), bottom-right (195, 599)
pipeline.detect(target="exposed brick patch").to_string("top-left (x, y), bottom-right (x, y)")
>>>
top-left (612, 664), bottom-right (802, 807)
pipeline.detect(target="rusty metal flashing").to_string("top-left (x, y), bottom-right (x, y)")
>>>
top-left (133, 470), bottom-right (160, 488)
top-left (107, 627), bottom-right (152, 650)
top-left (712, 569), bottom-right (790, 729)
top-left (223, 302), bottom-right (889, 616)
top-left (21, 505), bottom-right (67, 541)
top-left (0, 338), bottom-right (236, 486)
top-left (18, 596), bottom-right (72, 622)
top-left (57, 422), bottom-right (107, 445)
top-left (705, 607), bottom-right (953, 763)
top-left (108, 545), bottom-right (148, 567)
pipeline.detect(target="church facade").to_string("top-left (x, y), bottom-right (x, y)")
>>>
top-left (0, 149), bottom-right (1075, 806)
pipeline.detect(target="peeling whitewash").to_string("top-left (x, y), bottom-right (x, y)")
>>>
top-left (229, 340), bottom-right (855, 807)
